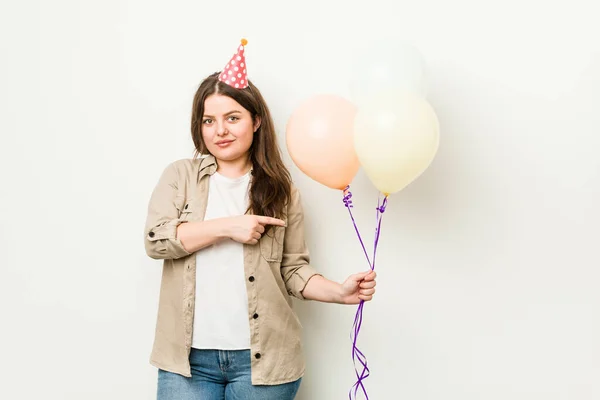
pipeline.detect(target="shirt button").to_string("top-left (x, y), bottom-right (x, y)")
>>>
top-left (248, 276), bottom-right (255, 282)
top-left (185, 204), bottom-right (189, 210)
top-left (148, 231), bottom-right (155, 238)
top-left (255, 353), bottom-right (261, 359)
top-left (253, 313), bottom-right (259, 319)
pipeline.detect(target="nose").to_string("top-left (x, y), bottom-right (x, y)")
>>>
top-left (216, 120), bottom-right (228, 136)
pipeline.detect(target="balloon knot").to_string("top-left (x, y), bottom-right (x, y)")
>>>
top-left (343, 185), bottom-right (354, 208)
top-left (377, 196), bottom-right (388, 212)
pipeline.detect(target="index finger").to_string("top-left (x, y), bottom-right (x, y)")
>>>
top-left (256, 216), bottom-right (286, 227)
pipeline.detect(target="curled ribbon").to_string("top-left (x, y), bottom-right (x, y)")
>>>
top-left (343, 186), bottom-right (388, 400)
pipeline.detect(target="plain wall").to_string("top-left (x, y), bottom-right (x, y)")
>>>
top-left (1, 0), bottom-right (598, 398)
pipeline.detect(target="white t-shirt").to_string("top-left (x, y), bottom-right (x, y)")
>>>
top-left (191, 170), bottom-right (251, 350)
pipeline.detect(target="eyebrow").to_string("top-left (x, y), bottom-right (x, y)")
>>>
top-left (202, 110), bottom-right (243, 118)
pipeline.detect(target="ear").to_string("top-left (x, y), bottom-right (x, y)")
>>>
top-left (253, 116), bottom-right (261, 133)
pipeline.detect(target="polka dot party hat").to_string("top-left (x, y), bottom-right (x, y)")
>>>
top-left (218, 38), bottom-right (249, 89)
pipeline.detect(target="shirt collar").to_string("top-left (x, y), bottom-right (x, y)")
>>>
top-left (197, 154), bottom-right (217, 182)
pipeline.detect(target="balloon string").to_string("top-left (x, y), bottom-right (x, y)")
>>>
top-left (343, 186), bottom-right (388, 400)
top-left (343, 187), bottom-right (372, 267)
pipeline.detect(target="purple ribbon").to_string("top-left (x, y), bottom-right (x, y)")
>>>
top-left (343, 186), bottom-right (388, 400)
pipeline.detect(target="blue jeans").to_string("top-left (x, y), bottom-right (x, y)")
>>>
top-left (157, 349), bottom-right (302, 400)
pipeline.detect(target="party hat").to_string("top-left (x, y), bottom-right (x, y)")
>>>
top-left (219, 38), bottom-right (249, 89)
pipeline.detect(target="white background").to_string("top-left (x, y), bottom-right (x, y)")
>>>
top-left (1, 0), bottom-right (599, 399)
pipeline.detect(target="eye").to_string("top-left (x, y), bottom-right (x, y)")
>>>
top-left (228, 116), bottom-right (240, 122)
top-left (202, 118), bottom-right (213, 125)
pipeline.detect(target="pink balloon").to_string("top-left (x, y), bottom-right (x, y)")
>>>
top-left (285, 95), bottom-right (359, 190)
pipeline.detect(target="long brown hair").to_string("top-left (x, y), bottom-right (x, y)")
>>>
top-left (191, 72), bottom-right (292, 221)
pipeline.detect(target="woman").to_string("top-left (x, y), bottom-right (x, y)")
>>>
top-left (144, 40), bottom-right (377, 400)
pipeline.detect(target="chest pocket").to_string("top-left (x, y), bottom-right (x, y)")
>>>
top-left (176, 197), bottom-right (201, 222)
top-left (260, 225), bottom-right (285, 262)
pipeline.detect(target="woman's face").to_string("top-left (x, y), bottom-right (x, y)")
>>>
top-left (201, 93), bottom-right (260, 164)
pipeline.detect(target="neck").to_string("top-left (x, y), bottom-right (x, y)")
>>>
top-left (216, 155), bottom-right (252, 178)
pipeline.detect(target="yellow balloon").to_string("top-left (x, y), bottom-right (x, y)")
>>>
top-left (353, 90), bottom-right (439, 195)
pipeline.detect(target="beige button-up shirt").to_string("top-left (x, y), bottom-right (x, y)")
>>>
top-left (144, 155), bottom-right (320, 385)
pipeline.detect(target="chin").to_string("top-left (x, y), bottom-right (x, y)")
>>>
top-left (209, 148), bottom-right (249, 162)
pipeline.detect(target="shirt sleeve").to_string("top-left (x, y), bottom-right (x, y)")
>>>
top-left (280, 185), bottom-right (321, 299)
top-left (144, 162), bottom-right (192, 260)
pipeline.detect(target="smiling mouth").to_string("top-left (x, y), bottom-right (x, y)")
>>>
top-left (215, 140), bottom-right (234, 147)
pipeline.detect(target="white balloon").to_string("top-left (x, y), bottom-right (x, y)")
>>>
top-left (349, 40), bottom-right (428, 105)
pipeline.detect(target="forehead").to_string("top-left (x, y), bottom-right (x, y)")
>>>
top-left (203, 94), bottom-right (247, 115)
